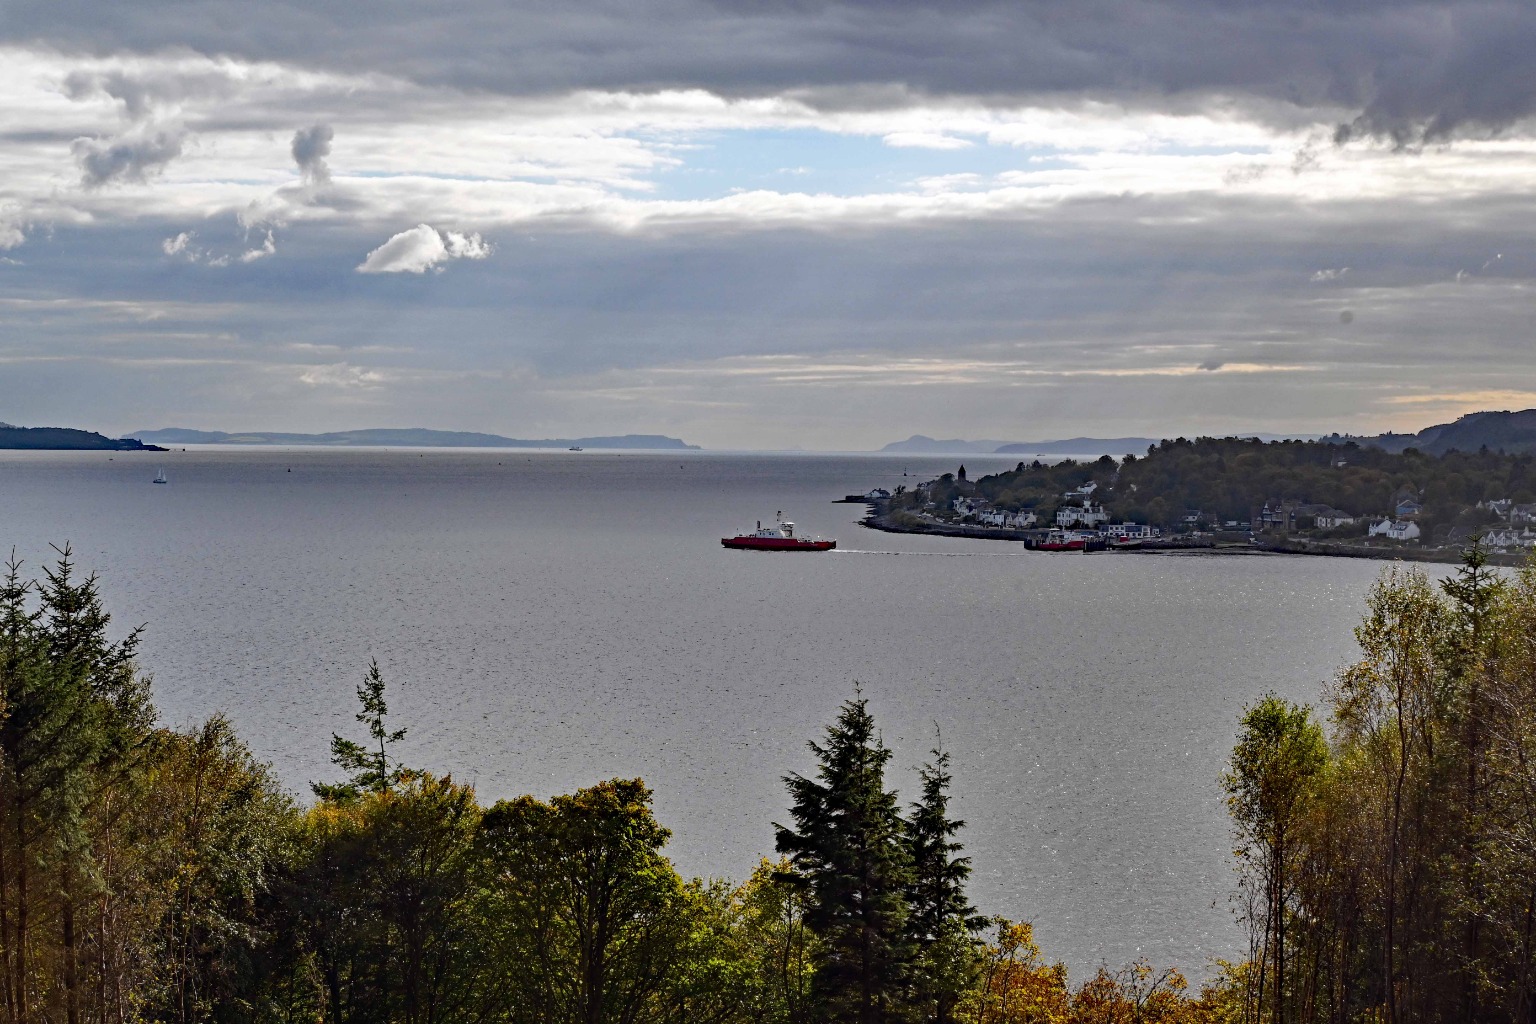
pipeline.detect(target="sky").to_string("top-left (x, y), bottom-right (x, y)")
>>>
top-left (2, 0), bottom-right (1535, 449)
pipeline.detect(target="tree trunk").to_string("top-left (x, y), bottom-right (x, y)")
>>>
top-left (1385, 690), bottom-right (1411, 1024)
top-left (63, 890), bottom-right (78, 1024)
top-left (14, 805), bottom-right (27, 1024)
top-left (1275, 830), bottom-right (1286, 1024)
top-left (1, 804), bottom-right (13, 1024)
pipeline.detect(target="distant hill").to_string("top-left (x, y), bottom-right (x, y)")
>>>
top-left (0, 424), bottom-right (165, 451)
top-left (879, 435), bottom-right (1012, 454)
top-left (1344, 409), bottom-right (1536, 456)
top-left (994, 437), bottom-right (1161, 457)
top-left (135, 428), bottom-right (700, 450)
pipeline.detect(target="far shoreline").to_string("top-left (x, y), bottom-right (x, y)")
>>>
top-left (856, 502), bottom-right (1526, 567)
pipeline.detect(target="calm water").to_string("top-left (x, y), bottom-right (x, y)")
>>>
top-left (1, 447), bottom-right (1403, 977)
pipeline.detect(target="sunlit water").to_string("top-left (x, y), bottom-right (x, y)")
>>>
top-left (1, 447), bottom-right (1410, 978)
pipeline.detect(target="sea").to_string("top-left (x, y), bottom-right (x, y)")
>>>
top-left (0, 447), bottom-right (1413, 979)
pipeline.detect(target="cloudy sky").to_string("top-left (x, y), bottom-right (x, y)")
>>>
top-left (2, 0), bottom-right (1534, 448)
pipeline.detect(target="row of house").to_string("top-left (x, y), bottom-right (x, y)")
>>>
top-left (951, 494), bottom-right (1156, 539)
top-left (1478, 499), bottom-right (1536, 525)
top-left (1482, 527), bottom-right (1536, 549)
top-left (1254, 500), bottom-right (1359, 532)
top-left (952, 497), bottom-right (1038, 529)
top-left (1056, 502), bottom-right (1109, 527)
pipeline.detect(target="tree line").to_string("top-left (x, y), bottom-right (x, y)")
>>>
top-left (5, 542), bottom-right (1535, 1021)
top-left (1225, 543), bottom-right (1536, 1023)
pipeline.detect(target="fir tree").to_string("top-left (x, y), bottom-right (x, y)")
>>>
top-left (0, 546), bottom-right (151, 1024)
top-left (903, 743), bottom-right (983, 1024)
top-left (775, 693), bottom-right (913, 1024)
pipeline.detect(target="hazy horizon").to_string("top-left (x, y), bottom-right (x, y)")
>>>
top-left (53, 411), bottom-right (1498, 452)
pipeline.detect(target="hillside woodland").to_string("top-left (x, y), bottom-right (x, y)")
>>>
top-left (900, 437), bottom-right (1536, 538)
top-left (2, 545), bottom-right (1535, 1023)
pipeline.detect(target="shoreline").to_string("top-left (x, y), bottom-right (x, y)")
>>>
top-left (857, 504), bottom-right (1526, 567)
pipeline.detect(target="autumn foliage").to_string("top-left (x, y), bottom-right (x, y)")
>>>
top-left (7, 542), bottom-right (1534, 1022)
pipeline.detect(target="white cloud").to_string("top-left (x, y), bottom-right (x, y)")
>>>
top-left (915, 172), bottom-right (984, 193)
top-left (882, 131), bottom-right (972, 150)
top-left (1310, 267), bottom-right (1349, 282)
top-left (298, 363), bottom-right (388, 388)
top-left (356, 224), bottom-right (492, 273)
top-left (239, 230), bottom-right (276, 262)
top-left (161, 226), bottom-right (274, 265)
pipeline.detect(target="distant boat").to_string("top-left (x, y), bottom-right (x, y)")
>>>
top-left (568, 445), bottom-right (584, 451)
top-left (152, 469), bottom-right (168, 485)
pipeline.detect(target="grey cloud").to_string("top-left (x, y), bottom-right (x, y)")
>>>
top-left (1197, 359), bottom-right (1225, 372)
top-left (62, 67), bottom-right (241, 121)
top-left (291, 124), bottom-right (333, 185)
top-left (63, 70), bottom-right (158, 120)
top-left (2, 188), bottom-right (1535, 443)
top-left (12, 0), bottom-right (1536, 142)
top-left (72, 129), bottom-right (185, 187)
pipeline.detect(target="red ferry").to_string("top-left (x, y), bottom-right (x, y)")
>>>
top-left (722, 515), bottom-right (836, 551)
top-left (1035, 529), bottom-right (1088, 552)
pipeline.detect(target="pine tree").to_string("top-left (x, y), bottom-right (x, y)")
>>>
top-left (775, 693), bottom-right (913, 1024)
top-left (313, 658), bottom-right (408, 801)
top-left (903, 744), bottom-right (982, 1024)
top-left (0, 546), bottom-right (151, 1024)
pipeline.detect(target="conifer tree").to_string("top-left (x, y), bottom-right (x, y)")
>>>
top-left (314, 658), bottom-right (408, 800)
top-left (775, 693), bottom-right (913, 1024)
top-left (0, 546), bottom-right (151, 1024)
top-left (903, 744), bottom-right (983, 1024)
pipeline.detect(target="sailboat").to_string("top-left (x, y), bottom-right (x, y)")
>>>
top-left (152, 469), bottom-right (168, 485)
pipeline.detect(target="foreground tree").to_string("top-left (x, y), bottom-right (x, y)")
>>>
top-left (904, 744), bottom-right (984, 1024)
top-left (776, 695), bottom-right (914, 1024)
top-left (1223, 696), bottom-right (1326, 1024)
top-left (1220, 548), bottom-right (1536, 1023)
top-left (477, 777), bottom-right (701, 1024)
top-left (313, 659), bottom-right (408, 801)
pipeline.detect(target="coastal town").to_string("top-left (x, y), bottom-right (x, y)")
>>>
top-left (859, 437), bottom-right (1536, 562)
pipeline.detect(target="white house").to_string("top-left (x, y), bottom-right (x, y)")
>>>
top-left (1313, 508), bottom-right (1356, 529)
top-left (1484, 528), bottom-right (1536, 550)
top-left (1056, 503), bottom-right (1109, 527)
top-left (1007, 510), bottom-right (1039, 529)
top-left (1369, 519), bottom-right (1420, 541)
top-left (1368, 518), bottom-right (1418, 540)
top-left (979, 510), bottom-right (1008, 527)
top-left (1101, 522), bottom-right (1154, 540)
top-left (1064, 481), bottom-right (1098, 501)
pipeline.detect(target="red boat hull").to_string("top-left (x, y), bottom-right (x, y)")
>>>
top-left (1036, 541), bottom-right (1086, 551)
top-left (722, 537), bottom-right (837, 551)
